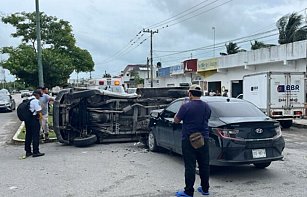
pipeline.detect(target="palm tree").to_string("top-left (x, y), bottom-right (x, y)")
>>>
top-left (276, 12), bottom-right (307, 44)
top-left (251, 40), bottom-right (267, 50)
top-left (225, 42), bottom-right (240, 54)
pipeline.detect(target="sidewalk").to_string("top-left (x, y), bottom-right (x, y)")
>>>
top-left (293, 118), bottom-right (307, 129)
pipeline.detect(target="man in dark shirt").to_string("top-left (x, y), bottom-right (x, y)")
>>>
top-left (174, 84), bottom-right (211, 197)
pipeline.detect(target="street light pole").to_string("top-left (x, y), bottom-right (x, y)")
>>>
top-left (35, 0), bottom-right (44, 87)
top-left (212, 27), bottom-right (215, 57)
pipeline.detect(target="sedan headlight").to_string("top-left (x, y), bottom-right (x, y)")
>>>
top-left (273, 126), bottom-right (282, 139)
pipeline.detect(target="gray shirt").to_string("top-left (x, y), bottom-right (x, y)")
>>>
top-left (39, 93), bottom-right (50, 115)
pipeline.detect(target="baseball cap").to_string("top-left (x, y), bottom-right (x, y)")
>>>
top-left (188, 84), bottom-right (202, 92)
top-left (32, 89), bottom-right (42, 96)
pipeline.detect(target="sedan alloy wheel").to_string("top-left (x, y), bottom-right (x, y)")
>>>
top-left (148, 131), bottom-right (158, 152)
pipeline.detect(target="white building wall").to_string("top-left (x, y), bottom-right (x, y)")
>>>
top-left (158, 73), bottom-right (197, 87)
top-left (219, 40), bottom-right (307, 69)
top-left (122, 67), bottom-right (133, 82)
top-left (206, 59), bottom-right (306, 96)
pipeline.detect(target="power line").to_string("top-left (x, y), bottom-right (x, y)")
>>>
top-left (99, 31), bottom-right (144, 64)
top-left (98, 36), bottom-right (150, 65)
top-left (157, 0), bottom-right (234, 30)
top-left (100, 0), bottom-right (233, 65)
top-left (147, 0), bottom-right (220, 29)
top-left (153, 29), bottom-right (278, 60)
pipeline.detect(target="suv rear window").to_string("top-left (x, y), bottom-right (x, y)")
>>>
top-left (208, 101), bottom-right (266, 117)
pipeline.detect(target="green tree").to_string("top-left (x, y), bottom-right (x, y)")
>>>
top-left (225, 42), bottom-right (240, 55)
top-left (276, 12), bottom-right (307, 44)
top-left (1, 12), bottom-right (94, 88)
top-left (103, 73), bottom-right (111, 78)
top-left (251, 40), bottom-right (267, 50)
top-left (130, 70), bottom-right (144, 86)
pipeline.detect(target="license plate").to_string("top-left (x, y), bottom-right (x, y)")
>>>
top-left (284, 110), bottom-right (290, 115)
top-left (252, 149), bottom-right (266, 158)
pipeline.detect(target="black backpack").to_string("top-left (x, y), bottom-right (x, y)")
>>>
top-left (17, 98), bottom-right (34, 121)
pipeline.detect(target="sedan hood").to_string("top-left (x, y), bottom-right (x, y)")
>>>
top-left (0, 99), bottom-right (9, 104)
top-left (150, 109), bottom-right (164, 118)
top-left (218, 117), bottom-right (273, 124)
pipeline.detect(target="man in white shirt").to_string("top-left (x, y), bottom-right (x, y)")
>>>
top-left (25, 90), bottom-right (45, 157)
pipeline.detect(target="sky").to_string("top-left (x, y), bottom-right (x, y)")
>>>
top-left (0, 0), bottom-right (307, 81)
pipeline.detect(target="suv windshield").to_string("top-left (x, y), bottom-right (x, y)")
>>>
top-left (209, 101), bottom-right (266, 117)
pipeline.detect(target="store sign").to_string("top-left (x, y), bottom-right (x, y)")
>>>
top-left (198, 58), bottom-right (218, 71)
top-left (170, 64), bottom-right (184, 75)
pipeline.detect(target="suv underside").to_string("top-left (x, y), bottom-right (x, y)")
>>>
top-left (53, 87), bottom-right (187, 147)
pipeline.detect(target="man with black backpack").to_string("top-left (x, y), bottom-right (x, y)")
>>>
top-left (24, 90), bottom-right (45, 157)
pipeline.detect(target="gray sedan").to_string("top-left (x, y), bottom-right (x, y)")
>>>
top-left (0, 94), bottom-right (16, 112)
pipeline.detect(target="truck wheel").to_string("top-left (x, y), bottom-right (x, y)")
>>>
top-left (253, 162), bottom-right (271, 169)
top-left (279, 120), bottom-right (292, 129)
top-left (148, 131), bottom-right (159, 152)
top-left (73, 134), bottom-right (97, 147)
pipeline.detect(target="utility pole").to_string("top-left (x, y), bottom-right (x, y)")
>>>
top-left (35, 0), bottom-right (44, 87)
top-left (143, 29), bottom-right (158, 87)
top-left (212, 27), bottom-right (216, 57)
top-left (146, 57), bottom-right (149, 79)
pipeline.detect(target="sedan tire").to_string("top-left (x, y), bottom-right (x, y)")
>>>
top-left (253, 162), bottom-right (271, 169)
top-left (148, 131), bottom-right (159, 152)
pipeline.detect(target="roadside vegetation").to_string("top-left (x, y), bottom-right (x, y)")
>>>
top-left (0, 12), bottom-right (94, 88)
top-left (17, 106), bottom-right (56, 140)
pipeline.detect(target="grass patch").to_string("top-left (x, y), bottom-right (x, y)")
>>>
top-left (17, 115), bottom-right (56, 140)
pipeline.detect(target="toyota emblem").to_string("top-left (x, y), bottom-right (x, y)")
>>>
top-left (255, 128), bottom-right (264, 134)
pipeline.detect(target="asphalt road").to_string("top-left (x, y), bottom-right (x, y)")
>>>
top-left (0, 103), bottom-right (306, 196)
top-left (0, 94), bottom-right (22, 146)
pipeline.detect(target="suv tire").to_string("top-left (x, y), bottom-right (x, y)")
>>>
top-left (73, 134), bottom-right (97, 147)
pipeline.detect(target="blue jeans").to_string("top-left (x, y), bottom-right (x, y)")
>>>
top-left (182, 138), bottom-right (210, 196)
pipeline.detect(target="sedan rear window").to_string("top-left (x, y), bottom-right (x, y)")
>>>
top-left (208, 101), bottom-right (266, 117)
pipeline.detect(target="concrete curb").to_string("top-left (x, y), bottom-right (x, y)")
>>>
top-left (12, 122), bottom-right (25, 142)
top-left (292, 122), bottom-right (307, 129)
top-left (12, 122), bottom-right (57, 143)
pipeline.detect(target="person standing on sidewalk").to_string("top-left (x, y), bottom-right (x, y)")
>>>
top-left (174, 84), bottom-right (211, 197)
top-left (25, 90), bottom-right (45, 158)
top-left (39, 87), bottom-right (54, 142)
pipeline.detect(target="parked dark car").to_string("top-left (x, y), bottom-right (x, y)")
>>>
top-left (0, 94), bottom-right (16, 112)
top-left (148, 96), bottom-right (285, 169)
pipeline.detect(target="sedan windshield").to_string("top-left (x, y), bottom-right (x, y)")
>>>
top-left (209, 101), bottom-right (266, 117)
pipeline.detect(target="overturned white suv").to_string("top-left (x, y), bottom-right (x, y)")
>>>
top-left (53, 87), bottom-right (187, 147)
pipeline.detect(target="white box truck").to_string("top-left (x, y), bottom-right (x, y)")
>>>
top-left (242, 72), bottom-right (305, 128)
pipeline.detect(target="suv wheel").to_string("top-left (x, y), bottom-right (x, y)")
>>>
top-left (73, 134), bottom-right (97, 147)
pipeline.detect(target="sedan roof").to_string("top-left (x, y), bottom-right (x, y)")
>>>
top-left (175, 96), bottom-right (245, 103)
top-left (200, 96), bottom-right (245, 103)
